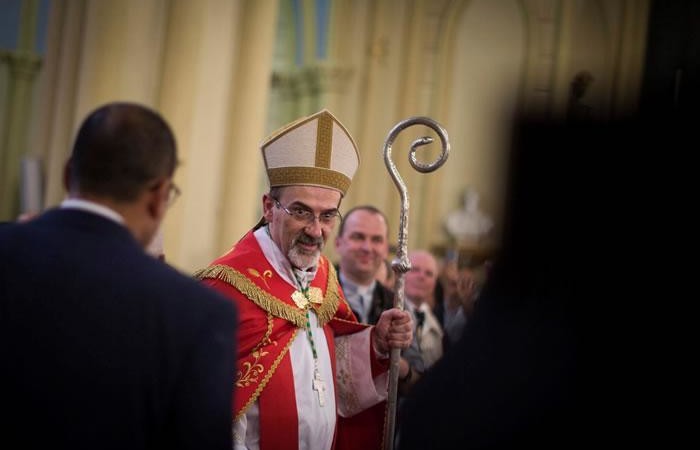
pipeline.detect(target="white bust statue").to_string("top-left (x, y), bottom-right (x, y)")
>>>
top-left (445, 188), bottom-right (493, 245)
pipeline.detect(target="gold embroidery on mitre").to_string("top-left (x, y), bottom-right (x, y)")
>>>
top-left (315, 112), bottom-right (333, 169)
top-left (267, 167), bottom-right (351, 194)
top-left (260, 110), bottom-right (359, 196)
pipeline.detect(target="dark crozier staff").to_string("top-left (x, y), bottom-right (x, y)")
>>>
top-left (382, 117), bottom-right (450, 449)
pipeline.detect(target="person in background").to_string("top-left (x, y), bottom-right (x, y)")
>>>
top-left (404, 249), bottom-right (444, 369)
top-left (335, 206), bottom-right (424, 385)
top-left (334, 205), bottom-right (426, 447)
top-left (0, 102), bottom-right (238, 450)
top-left (397, 113), bottom-right (686, 449)
top-left (376, 257), bottom-right (396, 291)
top-left (440, 262), bottom-right (488, 348)
top-left (196, 110), bottom-right (413, 450)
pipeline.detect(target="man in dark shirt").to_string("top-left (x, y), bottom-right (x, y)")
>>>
top-left (0, 102), bottom-right (237, 450)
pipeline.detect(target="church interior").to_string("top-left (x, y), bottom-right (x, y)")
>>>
top-left (0, 0), bottom-right (696, 273)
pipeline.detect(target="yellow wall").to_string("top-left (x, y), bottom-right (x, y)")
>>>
top-left (2, 0), bottom-right (649, 272)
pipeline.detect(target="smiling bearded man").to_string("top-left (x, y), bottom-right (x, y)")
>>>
top-left (195, 110), bottom-right (414, 450)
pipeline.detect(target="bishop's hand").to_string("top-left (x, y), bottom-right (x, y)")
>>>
top-left (372, 308), bottom-right (413, 355)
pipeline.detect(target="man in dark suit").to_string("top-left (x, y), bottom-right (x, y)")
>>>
top-left (335, 205), bottom-right (424, 385)
top-left (0, 102), bottom-right (237, 450)
top-left (333, 205), bottom-right (425, 448)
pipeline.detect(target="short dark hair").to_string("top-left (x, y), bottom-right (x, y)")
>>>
top-left (338, 205), bottom-right (389, 237)
top-left (67, 102), bottom-right (177, 202)
top-left (268, 186), bottom-right (284, 201)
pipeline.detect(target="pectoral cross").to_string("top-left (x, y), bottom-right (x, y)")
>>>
top-left (312, 369), bottom-right (326, 407)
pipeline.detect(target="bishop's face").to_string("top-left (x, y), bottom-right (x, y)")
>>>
top-left (263, 185), bottom-right (342, 270)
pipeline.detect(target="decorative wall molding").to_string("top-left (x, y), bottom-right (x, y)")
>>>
top-left (272, 62), bottom-right (355, 100)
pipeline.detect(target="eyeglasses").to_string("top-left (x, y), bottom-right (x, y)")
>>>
top-left (167, 182), bottom-right (181, 207)
top-left (273, 198), bottom-right (342, 226)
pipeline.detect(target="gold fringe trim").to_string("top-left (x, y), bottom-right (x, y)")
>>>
top-left (192, 267), bottom-right (208, 279)
top-left (196, 263), bottom-right (341, 328)
top-left (196, 264), bottom-right (306, 327)
top-left (196, 262), bottom-right (343, 421)
top-left (317, 262), bottom-right (340, 326)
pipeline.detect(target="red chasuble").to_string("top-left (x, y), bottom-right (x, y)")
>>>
top-left (196, 231), bottom-right (388, 450)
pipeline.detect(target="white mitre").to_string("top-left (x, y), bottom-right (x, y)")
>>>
top-left (261, 109), bottom-right (360, 196)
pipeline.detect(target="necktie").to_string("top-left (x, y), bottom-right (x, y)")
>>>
top-left (415, 310), bottom-right (426, 329)
top-left (361, 293), bottom-right (371, 317)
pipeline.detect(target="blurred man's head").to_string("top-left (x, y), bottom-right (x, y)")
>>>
top-left (66, 102), bottom-right (177, 202)
top-left (64, 102), bottom-right (178, 247)
top-left (405, 250), bottom-right (438, 306)
top-left (335, 206), bottom-right (389, 286)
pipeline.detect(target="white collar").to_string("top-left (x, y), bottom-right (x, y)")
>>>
top-left (61, 198), bottom-right (125, 225)
top-left (338, 271), bottom-right (376, 297)
top-left (253, 226), bottom-right (318, 290)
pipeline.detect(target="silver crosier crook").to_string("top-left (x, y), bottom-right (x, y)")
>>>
top-left (382, 117), bottom-right (450, 450)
